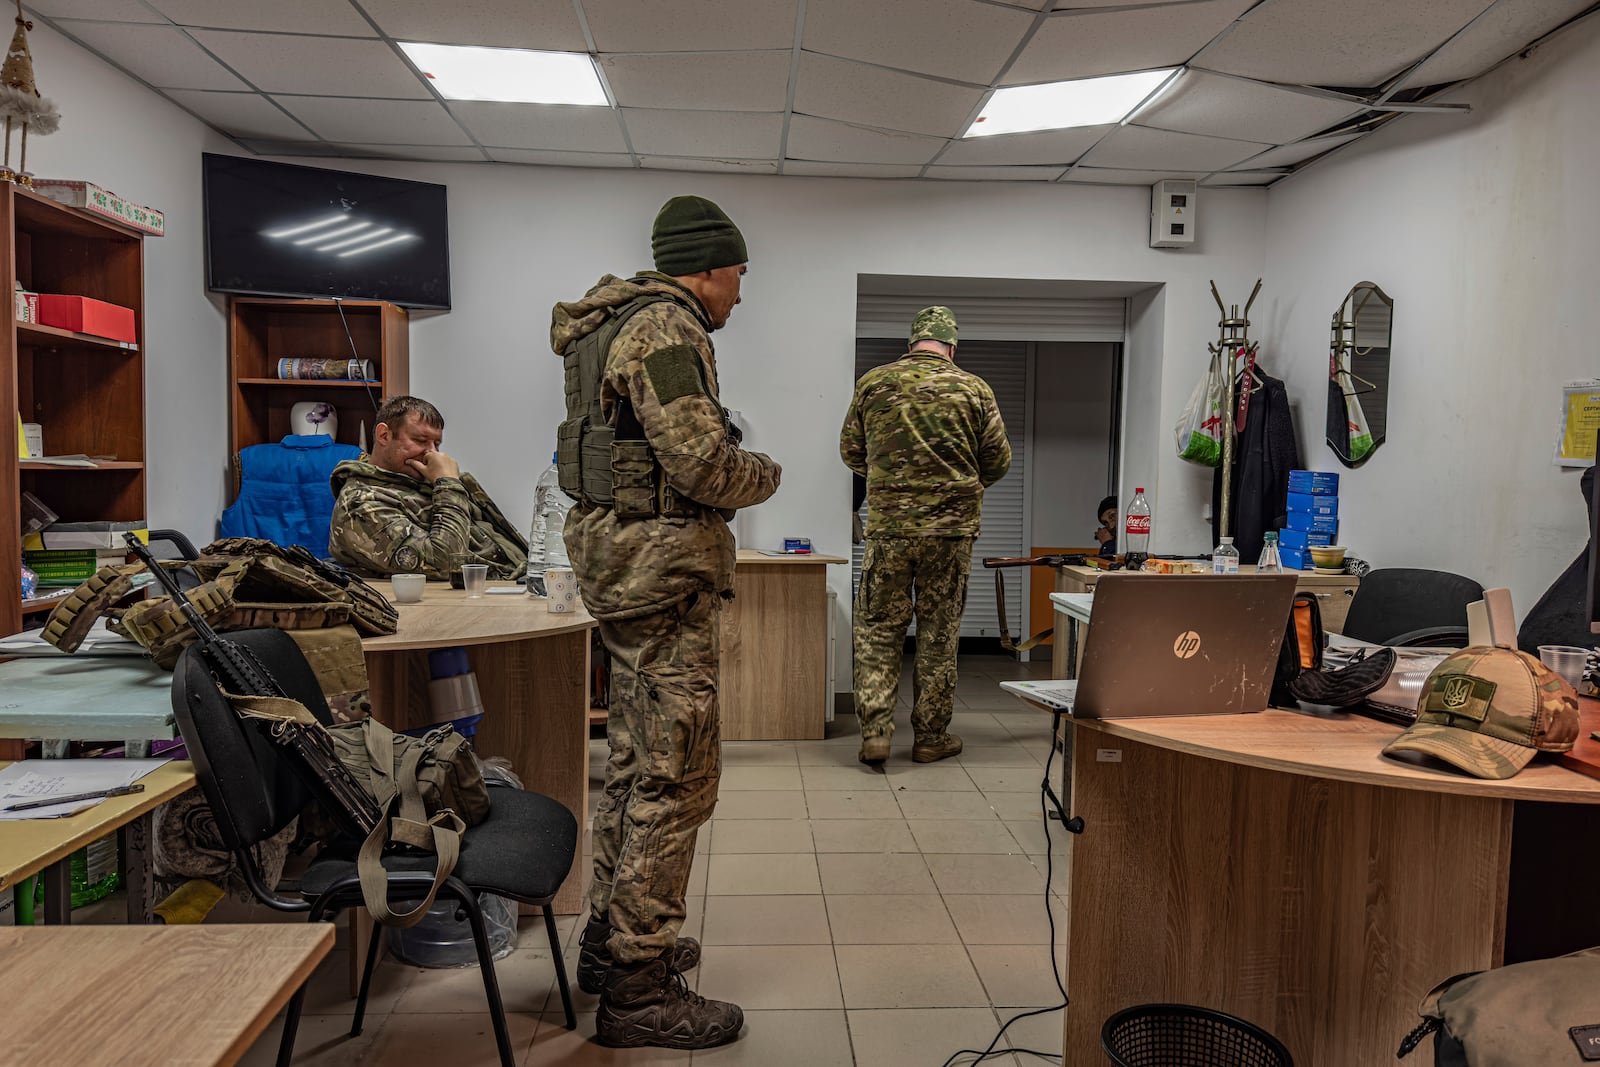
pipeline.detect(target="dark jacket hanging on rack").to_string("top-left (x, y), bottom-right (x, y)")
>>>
top-left (1212, 366), bottom-right (1299, 563)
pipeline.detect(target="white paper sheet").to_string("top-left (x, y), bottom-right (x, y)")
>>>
top-left (0, 618), bottom-right (144, 656)
top-left (0, 758), bottom-right (171, 819)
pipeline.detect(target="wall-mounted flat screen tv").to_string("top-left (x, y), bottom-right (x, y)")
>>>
top-left (203, 153), bottom-right (451, 309)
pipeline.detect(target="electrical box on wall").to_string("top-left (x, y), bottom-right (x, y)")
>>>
top-left (1150, 180), bottom-right (1197, 248)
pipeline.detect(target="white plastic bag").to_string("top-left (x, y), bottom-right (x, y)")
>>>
top-left (1175, 350), bottom-right (1226, 467)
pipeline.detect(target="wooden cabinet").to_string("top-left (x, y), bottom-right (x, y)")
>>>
top-left (227, 297), bottom-right (408, 457)
top-left (4, 188), bottom-right (147, 637)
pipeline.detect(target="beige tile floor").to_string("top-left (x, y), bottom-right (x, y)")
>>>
top-left (222, 655), bottom-right (1072, 1066)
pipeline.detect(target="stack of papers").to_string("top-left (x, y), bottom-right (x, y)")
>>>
top-left (0, 758), bottom-right (170, 819)
top-left (0, 619), bottom-right (144, 657)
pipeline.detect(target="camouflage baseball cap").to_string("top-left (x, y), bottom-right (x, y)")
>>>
top-left (909, 306), bottom-right (958, 346)
top-left (1381, 647), bottom-right (1580, 779)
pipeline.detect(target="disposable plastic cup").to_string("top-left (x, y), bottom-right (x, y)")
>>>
top-left (461, 564), bottom-right (489, 598)
top-left (391, 573), bottom-right (425, 603)
top-left (1538, 644), bottom-right (1591, 691)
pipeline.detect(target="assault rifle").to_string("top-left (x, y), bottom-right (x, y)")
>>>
top-left (980, 554), bottom-right (1088, 652)
top-left (124, 533), bottom-right (382, 837)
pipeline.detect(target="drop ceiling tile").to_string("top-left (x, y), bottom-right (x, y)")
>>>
top-left (1134, 70), bottom-right (1362, 144)
top-left (164, 89), bottom-right (312, 140)
top-left (452, 101), bottom-right (627, 151)
top-left (28, 0), bottom-right (164, 21)
top-left (1403, 0), bottom-right (1596, 87)
top-left (638, 156), bottom-right (779, 174)
top-left (621, 108), bottom-right (783, 158)
top-left (324, 144), bottom-right (489, 162)
top-left (1061, 167), bottom-right (1207, 185)
top-left (784, 114), bottom-right (945, 165)
top-left (1201, 170), bottom-right (1287, 185)
top-left (926, 164), bottom-right (1067, 180)
top-left (487, 147), bottom-right (633, 167)
top-left (782, 160), bottom-right (925, 178)
top-left (1192, 0), bottom-right (1492, 88)
top-left (189, 30), bottom-right (431, 97)
top-left (1078, 124), bottom-right (1268, 170)
top-left (792, 53), bottom-right (983, 139)
top-left (600, 51), bottom-right (791, 111)
top-left (237, 139), bottom-right (353, 156)
top-left (144, 0), bottom-right (375, 36)
top-left (802, 0), bottom-right (1035, 85)
top-left (937, 124), bottom-right (1111, 166)
top-left (54, 20), bottom-right (248, 90)
top-left (274, 97), bottom-right (473, 145)
top-left (1225, 133), bottom-right (1363, 169)
top-left (584, 0), bottom-right (798, 52)
top-left (1005, 0), bottom-right (1253, 85)
top-left (1052, 0), bottom-right (1216, 6)
top-left (358, 0), bottom-right (588, 51)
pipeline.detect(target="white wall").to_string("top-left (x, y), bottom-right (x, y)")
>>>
top-left (1263, 13), bottom-right (1600, 617)
top-left (27, 24), bottom-right (232, 540)
top-left (1031, 341), bottom-right (1116, 549)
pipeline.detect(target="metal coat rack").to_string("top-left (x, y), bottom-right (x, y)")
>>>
top-left (1207, 278), bottom-right (1262, 539)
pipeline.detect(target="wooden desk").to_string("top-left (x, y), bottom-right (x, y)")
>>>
top-left (4, 923), bottom-right (333, 1066)
top-left (1052, 564), bottom-right (1359, 677)
top-left (722, 551), bottom-right (847, 740)
top-left (0, 760), bottom-right (196, 923)
top-left (1061, 706), bottom-right (1600, 1067)
top-left (361, 585), bottom-right (594, 915)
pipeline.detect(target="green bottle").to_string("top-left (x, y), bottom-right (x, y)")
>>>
top-left (34, 837), bottom-right (121, 910)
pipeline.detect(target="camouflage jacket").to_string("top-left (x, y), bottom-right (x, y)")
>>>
top-left (550, 272), bottom-right (781, 619)
top-left (328, 458), bottom-right (528, 581)
top-left (840, 351), bottom-right (1011, 537)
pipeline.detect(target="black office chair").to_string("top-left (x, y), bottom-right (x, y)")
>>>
top-left (1340, 568), bottom-right (1485, 648)
top-left (144, 528), bottom-right (203, 591)
top-left (170, 628), bottom-right (579, 1067)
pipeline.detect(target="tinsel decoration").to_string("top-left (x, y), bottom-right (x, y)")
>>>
top-left (0, 0), bottom-right (60, 186)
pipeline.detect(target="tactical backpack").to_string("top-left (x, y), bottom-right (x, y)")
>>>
top-left (42, 537), bottom-right (398, 668)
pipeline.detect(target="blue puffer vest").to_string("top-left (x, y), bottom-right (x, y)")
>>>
top-left (220, 434), bottom-right (363, 558)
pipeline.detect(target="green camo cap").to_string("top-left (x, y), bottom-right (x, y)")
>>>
top-left (909, 306), bottom-right (958, 346)
top-left (1382, 646), bottom-right (1580, 779)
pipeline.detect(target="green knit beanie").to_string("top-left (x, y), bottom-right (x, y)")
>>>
top-left (651, 195), bottom-right (748, 276)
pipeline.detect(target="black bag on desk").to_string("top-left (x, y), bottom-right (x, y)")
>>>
top-left (1397, 947), bottom-right (1600, 1065)
top-left (1269, 593), bottom-right (1324, 706)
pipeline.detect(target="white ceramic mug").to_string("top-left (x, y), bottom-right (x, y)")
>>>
top-left (391, 573), bottom-right (425, 603)
top-left (544, 568), bottom-right (579, 613)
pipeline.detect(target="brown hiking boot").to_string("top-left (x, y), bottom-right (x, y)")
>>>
top-left (912, 733), bottom-right (963, 763)
top-left (595, 957), bottom-right (744, 1049)
top-left (577, 914), bottom-right (702, 995)
top-left (858, 734), bottom-right (891, 764)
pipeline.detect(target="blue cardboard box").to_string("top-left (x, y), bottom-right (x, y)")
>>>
top-left (1286, 512), bottom-right (1339, 535)
top-left (1286, 492), bottom-right (1339, 517)
top-left (1279, 526), bottom-right (1335, 550)
top-left (1287, 470), bottom-right (1340, 496)
top-left (1279, 546), bottom-right (1312, 570)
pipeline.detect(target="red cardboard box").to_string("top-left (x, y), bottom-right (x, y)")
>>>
top-left (36, 294), bottom-right (137, 343)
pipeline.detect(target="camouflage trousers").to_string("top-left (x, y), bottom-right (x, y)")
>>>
top-left (853, 535), bottom-right (974, 743)
top-left (589, 591), bottom-right (723, 964)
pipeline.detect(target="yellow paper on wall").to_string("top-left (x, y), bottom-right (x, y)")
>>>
top-left (1557, 381), bottom-right (1600, 467)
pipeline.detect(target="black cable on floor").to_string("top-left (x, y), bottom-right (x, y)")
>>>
top-left (938, 713), bottom-right (1069, 1066)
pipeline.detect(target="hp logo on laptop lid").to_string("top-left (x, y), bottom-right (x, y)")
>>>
top-left (1173, 631), bottom-right (1202, 659)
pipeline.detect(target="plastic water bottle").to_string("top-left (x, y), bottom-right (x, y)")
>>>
top-left (1257, 531), bottom-right (1283, 574)
top-left (1213, 536), bottom-right (1240, 574)
top-left (528, 453), bottom-right (575, 594)
top-left (1123, 487), bottom-right (1152, 571)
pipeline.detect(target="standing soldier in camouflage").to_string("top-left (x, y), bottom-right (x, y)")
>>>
top-left (841, 307), bottom-right (1011, 765)
top-left (551, 195), bottom-right (781, 1049)
top-left (328, 395), bottom-right (526, 580)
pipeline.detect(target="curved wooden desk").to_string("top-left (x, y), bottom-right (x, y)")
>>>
top-left (1062, 707), bottom-right (1600, 1067)
top-left (362, 586), bottom-right (596, 914)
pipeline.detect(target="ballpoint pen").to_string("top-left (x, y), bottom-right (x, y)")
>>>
top-left (2, 783), bottom-right (146, 812)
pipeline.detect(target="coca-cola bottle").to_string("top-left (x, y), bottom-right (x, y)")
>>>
top-left (1124, 487), bottom-right (1151, 571)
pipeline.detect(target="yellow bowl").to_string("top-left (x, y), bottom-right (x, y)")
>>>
top-left (1308, 545), bottom-right (1347, 569)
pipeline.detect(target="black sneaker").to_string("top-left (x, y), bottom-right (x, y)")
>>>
top-left (595, 957), bottom-right (743, 1049)
top-left (578, 914), bottom-right (703, 995)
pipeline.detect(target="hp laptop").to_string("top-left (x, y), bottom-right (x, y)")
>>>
top-left (1007, 573), bottom-right (1298, 718)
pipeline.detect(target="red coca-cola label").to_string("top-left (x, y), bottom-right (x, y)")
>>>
top-left (1126, 515), bottom-right (1151, 535)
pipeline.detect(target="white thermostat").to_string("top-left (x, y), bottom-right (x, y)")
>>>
top-left (1150, 179), bottom-right (1197, 248)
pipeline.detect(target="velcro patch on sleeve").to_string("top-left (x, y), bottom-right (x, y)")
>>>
top-left (644, 345), bottom-right (707, 405)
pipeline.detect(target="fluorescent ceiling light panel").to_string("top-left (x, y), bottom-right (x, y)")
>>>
top-left (965, 68), bottom-right (1177, 137)
top-left (399, 41), bottom-right (607, 105)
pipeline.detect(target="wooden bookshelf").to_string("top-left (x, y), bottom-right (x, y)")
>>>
top-left (227, 297), bottom-right (408, 456)
top-left (4, 186), bottom-right (146, 637)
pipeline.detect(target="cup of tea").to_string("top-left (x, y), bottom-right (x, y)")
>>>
top-left (391, 573), bottom-right (425, 603)
top-left (544, 568), bottom-right (579, 613)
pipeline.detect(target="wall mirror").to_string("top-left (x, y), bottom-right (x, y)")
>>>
top-left (1326, 281), bottom-right (1392, 466)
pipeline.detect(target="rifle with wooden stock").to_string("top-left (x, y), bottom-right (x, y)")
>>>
top-left (980, 553), bottom-right (1088, 652)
